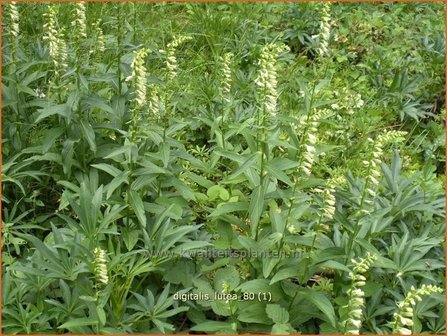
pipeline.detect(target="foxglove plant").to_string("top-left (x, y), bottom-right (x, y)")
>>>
top-left (127, 48), bottom-right (150, 107)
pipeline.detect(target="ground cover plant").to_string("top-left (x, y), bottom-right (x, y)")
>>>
top-left (1, 1), bottom-right (446, 334)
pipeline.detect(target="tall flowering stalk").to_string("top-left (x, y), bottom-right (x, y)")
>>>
top-left (300, 109), bottom-right (330, 176)
top-left (43, 4), bottom-right (68, 73)
top-left (93, 247), bottom-right (109, 286)
top-left (165, 35), bottom-right (192, 82)
top-left (346, 130), bottom-right (408, 260)
top-left (221, 52), bottom-right (233, 103)
top-left (148, 85), bottom-right (161, 119)
top-left (92, 19), bottom-right (105, 58)
top-left (314, 175), bottom-right (339, 224)
top-left (219, 52), bottom-right (233, 149)
top-left (391, 284), bottom-right (443, 335)
top-left (72, 2), bottom-right (87, 41)
top-left (342, 253), bottom-right (377, 334)
top-left (255, 44), bottom-right (288, 121)
top-left (9, 2), bottom-right (19, 40)
top-left (127, 48), bottom-right (150, 107)
top-left (317, 2), bottom-right (332, 57)
top-left (361, 137), bottom-right (383, 203)
top-left (252, 43), bottom-right (289, 239)
top-left (362, 130), bottom-right (408, 205)
top-left (126, 47), bottom-right (150, 142)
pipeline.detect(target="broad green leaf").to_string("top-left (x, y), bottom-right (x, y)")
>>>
top-left (214, 266), bottom-right (240, 291)
top-left (36, 103), bottom-right (70, 123)
top-left (249, 185), bottom-right (265, 237)
top-left (191, 321), bottom-right (236, 333)
top-left (266, 304), bottom-right (289, 324)
top-left (272, 323), bottom-right (291, 334)
top-left (301, 289), bottom-right (336, 328)
top-left (209, 201), bottom-right (249, 217)
top-left (227, 152), bottom-right (259, 180)
top-left (237, 302), bottom-right (269, 323)
top-left (105, 171), bottom-right (129, 199)
top-left (58, 318), bottom-right (99, 329)
top-left (79, 119), bottom-right (96, 152)
top-left (128, 190), bottom-right (146, 228)
top-left (91, 163), bottom-right (122, 178)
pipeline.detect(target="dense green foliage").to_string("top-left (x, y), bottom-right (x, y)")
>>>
top-left (2, 2), bottom-right (445, 334)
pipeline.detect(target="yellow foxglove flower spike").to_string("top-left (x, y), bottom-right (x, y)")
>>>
top-left (43, 4), bottom-right (68, 73)
top-left (165, 35), bottom-right (192, 81)
top-left (342, 253), bottom-right (377, 334)
top-left (9, 2), bottom-right (19, 38)
top-left (392, 284), bottom-right (443, 334)
top-left (317, 2), bottom-right (332, 57)
top-left (72, 2), bottom-right (87, 40)
top-left (93, 247), bottom-right (109, 286)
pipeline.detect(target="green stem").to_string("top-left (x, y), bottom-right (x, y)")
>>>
top-left (117, 4), bottom-right (122, 96)
top-left (256, 82), bottom-right (268, 240)
top-left (344, 142), bottom-right (377, 263)
top-left (279, 63), bottom-right (330, 253)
